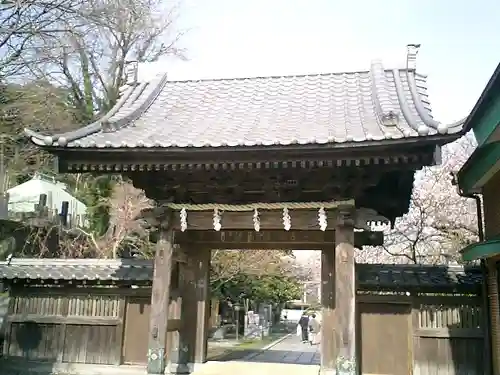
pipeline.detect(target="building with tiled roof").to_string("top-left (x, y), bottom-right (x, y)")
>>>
top-left (26, 45), bottom-right (463, 151)
top-left (20, 44), bottom-right (473, 375)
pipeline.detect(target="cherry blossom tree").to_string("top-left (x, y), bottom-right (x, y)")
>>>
top-left (360, 134), bottom-right (477, 264)
top-left (54, 179), bottom-right (153, 258)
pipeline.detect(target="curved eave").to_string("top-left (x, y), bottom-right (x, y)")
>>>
top-left (26, 132), bottom-right (463, 154)
top-left (24, 74), bottom-right (169, 148)
top-left (461, 238), bottom-right (500, 261)
top-left (457, 140), bottom-right (500, 194)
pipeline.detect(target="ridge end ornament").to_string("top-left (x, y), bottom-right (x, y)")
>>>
top-left (253, 208), bottom-right (261, 232)
top-left (318, 207), bottom-right (327, 231)
top-left (282, 207), bottom-right (291, 231)
top-left (213, 208), bottom-right (222, 231)
top-left (180, 208), bottom-right (187, 232)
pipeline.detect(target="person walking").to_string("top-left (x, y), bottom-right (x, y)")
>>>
top-left (308, 313), bottom-right (321, 345)
top-left (298, 312), bottom-right (309, 343)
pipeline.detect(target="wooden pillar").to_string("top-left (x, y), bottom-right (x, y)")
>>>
top-left (177, 247), bottom-right (211, 372)
top-left (147, 221), bottom-right (174, 374)
top-left (177, 254), bottom-right (196, 373)
top-left (320, 211), bottom-right (356, 375)
top-left (320, 243), bottom-right (336, 372)
top-left (166, 277), bottom-right (182, 369)
top-left (335, 213), bottom-right (356, 374)
top-left (209, 299), bottom-right (220, 328)
top-left (194, 249), bottom-right (210, 363)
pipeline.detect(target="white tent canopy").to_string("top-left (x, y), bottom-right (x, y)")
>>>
top-left (6, 173), bottom-right (87, 219)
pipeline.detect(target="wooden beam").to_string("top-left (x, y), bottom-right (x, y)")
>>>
top-left (174, 230), bottom-right (382, 249)
top-left (147, 222), bottom-right (174, 375)
top-left (7, 315), bottom-right (121, 325)
top-left (414, 328), bottom-right (483, 339)
top-left (173, 210), bottom-right (329, 231)
top-left (175, 230), bottom-right (335, 248)
top-left (60, 143), bottom-right (436, 173)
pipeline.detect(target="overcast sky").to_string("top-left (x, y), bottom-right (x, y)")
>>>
top-left (144, 0), bottom-right (500, 126)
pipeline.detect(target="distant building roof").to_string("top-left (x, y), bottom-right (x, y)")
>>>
top-left (6, 173), bottom-right (86, 216)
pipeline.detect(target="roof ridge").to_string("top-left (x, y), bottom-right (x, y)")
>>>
top-left (157, 67), bottom-right (428, 84)
top-left (162, 70), bottom-right (374, 84)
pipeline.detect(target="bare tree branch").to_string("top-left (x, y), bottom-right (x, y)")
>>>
top-left (362, 134), bottom-right (478, 264)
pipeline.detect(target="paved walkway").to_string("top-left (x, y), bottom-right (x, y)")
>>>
top-left (194, 334), bottom-right (321, 375)
top-left (245, 333), bottom-right (320, 365)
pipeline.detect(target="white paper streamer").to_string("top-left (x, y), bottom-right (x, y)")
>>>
top-left (180, 208), bottom-right (188, 232)
top-left (318, 207), bottom-right (327, 231)
top-left (253, 208), bottom-right (260, 232)
top-left (282, 207), bottom-right (291, 231)
top-left (213, 208), bottom-right (222, 231)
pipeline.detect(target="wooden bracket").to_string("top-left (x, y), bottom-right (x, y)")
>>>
top-left (335, 207), bottom-right (355, 227)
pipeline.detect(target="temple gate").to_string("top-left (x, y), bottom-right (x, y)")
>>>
top-left (25, 44), bottom-right (465, 374)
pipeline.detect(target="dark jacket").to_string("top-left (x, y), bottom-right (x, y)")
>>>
top-left (298, 315), bottom-right (309, 328)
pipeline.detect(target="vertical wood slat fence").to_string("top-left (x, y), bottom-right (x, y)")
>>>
top-left (4, 290), bottom-right (126, 365)
top-left (0, 260), bottom-right (485, 375)
top-left (359, 294), bottom-right (485, 375)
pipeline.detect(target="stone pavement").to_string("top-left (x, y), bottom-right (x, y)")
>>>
top-left (193, 334), bottom-right (321, 375)
top-left (245, 333), bottom-right (320, 365)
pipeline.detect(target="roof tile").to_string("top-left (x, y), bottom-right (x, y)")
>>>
top-left (27, 59), bottom-right (465, 149)
top-left (0, 259), bottom-right (481, 292)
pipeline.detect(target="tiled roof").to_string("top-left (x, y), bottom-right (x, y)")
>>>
top-left (0, 259), bottom-right (152, 282)
top-left (0, 259), bottom-right (481, 291)
top-left (26, 47), bottom-right (465, 150)
top-left (356, 263), bottom-right (482, 292)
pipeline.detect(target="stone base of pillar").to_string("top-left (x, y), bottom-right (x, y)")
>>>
top-left (168, 362), bottom-right (207, 374)
top-left (146, 348), bottom-right (166, 374)
top-left (319, 357), bottom-right (357, 375)
top-left (336, 356), bottom-right (356, 374)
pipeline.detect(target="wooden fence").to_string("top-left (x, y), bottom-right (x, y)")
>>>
top-left (0, 261), bottom-right (485, 375)
top-left (0, 261), bottom-right (182, 369)
top-left (4, 288), bottom-right (127, 364)
top-left (358, 294), bottom-right (484, 375)
top-left (3, 289), bottom-right (483, 374)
